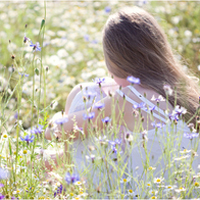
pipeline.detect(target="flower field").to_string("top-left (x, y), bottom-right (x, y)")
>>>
top-left (0, 0), bottom-right (200, 199)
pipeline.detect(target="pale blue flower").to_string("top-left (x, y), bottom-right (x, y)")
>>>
top-left (127, 76), bottom-right (140, 84)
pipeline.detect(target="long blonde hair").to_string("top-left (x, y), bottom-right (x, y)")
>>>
top-left (102, 6), bottom-right (200, 125)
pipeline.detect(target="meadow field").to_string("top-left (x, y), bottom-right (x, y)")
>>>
top-left (0, 0), bottom-right (200, 199)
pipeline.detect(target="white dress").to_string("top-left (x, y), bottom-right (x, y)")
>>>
top-left (68, 81), bottom-right (200, 197)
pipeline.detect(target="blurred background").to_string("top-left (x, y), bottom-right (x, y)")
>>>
top-left (0, 0), bottom-right (200, 129)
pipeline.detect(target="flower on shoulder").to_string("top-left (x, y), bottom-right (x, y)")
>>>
top-left (93, 77), bottom-right (105, 85)
top-left (127, 76), bottom-right (140, 84)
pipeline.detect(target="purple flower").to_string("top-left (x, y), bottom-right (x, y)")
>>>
top-left (93, 77), bottom-right (105, 85)
top-left (109, 139), bottom-right (122, 154)
top-left (173, 106), bottom-right (187, 117)
top-left (30, 41), bottom-right (41, 52)
top-left (94, 102), bottom-right (105, 109)
top-left (54, 185), bottom-right (64, 197)
top-left (54, 117), bottom-right (68, 125)
top-left (102, 116), bottom-right (111, 124)
top-left (151, 122), bottom-right (165, 129)
top-left (133, 102), bottom-right (146, 109)
top-left (0, 194), bottom-right (5, 200)
top-left (0, 184), bottom-right (4, 188)
top-left (127, 76), bottom-right (140, 84)
top-left (20, 135), bottom-right (34, 144)
top-left (14, 112), bottom-right (18, 120)
top-left (105, 6), bottom-right (111, 13)
top-left (30, 124), bottom-right (44, 134)
top-left (18, 72), bottom-right (29, 77)
top-left (83, 112), bottom-right (95, 120)
top-left (184, 132), bottom-right (199, 140)
top-left (0, 168), bottom-right (9, 180)
top-left (65, 172), bottom-right (80, 184)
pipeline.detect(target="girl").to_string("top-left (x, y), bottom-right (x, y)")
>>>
top-left (45, 6), bottom-right (200, 195)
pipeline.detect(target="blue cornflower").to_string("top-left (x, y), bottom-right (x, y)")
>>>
top-left (105, 6), bottom-right (111, 13)
top-left (184, 132), bottom-right (199, 140)
top-left (65, 172), bottom-right (80, 184)
top-left (18, 72), bottom-right (29, 77)
top-left (30, 41), bottom-right (41, 52)
top-left (94, 102), bottom-right (105, 109)
top-left (83, 112), bottom-right (95, 120)
top-left (54, 185), bottom-right (64, 197)
top-left (0, 168), bottom-right (9, 180)
top-left (133, 102), bottom-right (146, 109)
top-left (93, 77), bottom-right (105, 85)
top-left (109, 139), bottom-right (122, 154)
top-left (30, 124), bottom-right (44, 134)
top-left (20, 135), bottom-right (34, 144)
top-left (151, 122), bottom-right (165, 129)
top-left (102, 116), bottom-right (111, 124)
top-left (54, 117), bottom-right (68, 125)
top-left (168, 113), bottom-right (179, 121)
top-left (173, 105), bottom-right (187, 117)
top-left (127, 76), bottom-right (140, 84)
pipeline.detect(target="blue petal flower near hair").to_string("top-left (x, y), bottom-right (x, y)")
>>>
top-left (127, 76), bottom-right (140, 84)
top-left (65, 172), bottom-right (80, 184)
